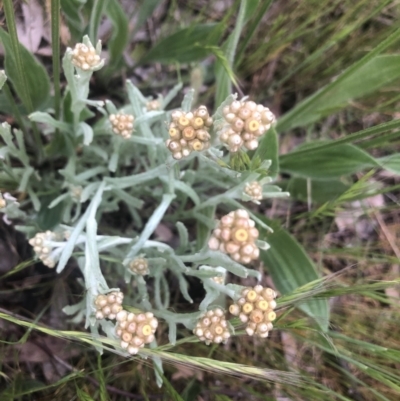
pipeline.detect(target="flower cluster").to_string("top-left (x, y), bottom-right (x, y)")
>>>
top-left (115, 310), bottom-right (158, 355)
top-left (146, 99), bottom-right (160, 111)
top-left (220, 100), bottom-right (275, 152)
top-left (71, 42), bottom-right (102, 71)
top-left (69, 185), bottom-right (83, 202)
top-left (229, 285), bottom-right (277, 338)
top-left (166, 105), bottom-right (213, 160)
top-left (208, 209), bottom-right (259, 264)
top-left (0, 197), bottom-right (6, 209)
top-left (211, 274), bottom-right (225, 285)
top-left (193, 308), bottom-right (230, 345)
top-left (245, 181), bottom-right (263, 201)
top-left (94, 291), bottom-right (124, 320)
top-left (109, 114), bottom-right (135, 139)
top-left (129, 257), bottom-right (149, 276)
top-left (29, 231), bottom-right (63, 268)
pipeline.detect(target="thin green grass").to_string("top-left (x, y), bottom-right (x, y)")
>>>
top-left (1, 0), bottom-right (400, 399)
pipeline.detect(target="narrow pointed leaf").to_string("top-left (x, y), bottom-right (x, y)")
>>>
top-left (0, 28), bottom-right (50, 110)
top-left (280, 141), bottom-right (378, 179)
top-left (215, 1), bottom-right (248, 106)
top-left (277, 44), bottom-right (400, 132)
top-left (252, 126), bottom-right (279, 178)
top-left (141, 24), bottom-right (221, 64)
top-left (258, 215), bottom-right (329, 331)
top-left (105, 0), bottom-right (129, 68)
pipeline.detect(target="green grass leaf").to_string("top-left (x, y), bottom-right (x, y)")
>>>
top-left (154, 365), bottom-right (185, 401)
top-left (140, 24), bottom-right (221, 64)
top-left (0, 71), bottom-right (6, 90)
top-left (51, 0), bottom-right (61, 120)
top-left (89, 0), bottom-right (106, 43)
top-left (105, 0), bottom-right (129, 69)
top-left (283, 177), bottom-right (349, 204)
top-left (280, 141), bottom-right (378, 179)
top-left (379, 154), bottom-right (400, 174)
top-left (258, 215), bottom-right (329, 332)
top-left (60, 0), bottom-right (85, 40)
top-left (252, 126), bottom-right (279, 178)
top-left (76, 385), bottom-right (96, 401)
top-left (0, 28), bottom-right (50, 110)
top-left (235, 0), bottom-right (273, 66)
top-left (215, 0), bottom-right (248, 106)
top-left (277, 49), bottom-right (400, 132)
top-left (36, 195), bottom-right (65, 230)
top-left (132, 0), bottom-right (163, 36)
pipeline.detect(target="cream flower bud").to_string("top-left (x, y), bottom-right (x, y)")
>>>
top-left (211, 274), bottom-right (225, 285)
top-left (193, 308), bottom-right (231, 345)
top-left (245, 181), bottom-right (263, 202)
top-left (166, 105), bottom-right (212, 159)
top-left (94, 291), bottom-right (124, 320)
top-left (146, 99), bottom-right (160, 111)
top-left (28, 230), bottom-right (62, 268)
top-left (129, 257), bottom-right (149, 276)
top-left (218, 98), bottom-right (275, 152)
top-left (208, 209), bottom-right (260, 264)
top-left (115, 310), bottom-right (158, 354)
top-left (229, 285), bottom-right (277, 338)
top-left (71, 39), bottom-right (103, 71)
top-left (109, 113), bottom-right (135, 139)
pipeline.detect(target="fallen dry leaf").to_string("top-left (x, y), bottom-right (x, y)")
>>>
top-left (3, 336), bottom-right (80, 363)
top-left (16, 0), bottom-right (44, 53)
top-left (172, 365), bottom-right (204, 381)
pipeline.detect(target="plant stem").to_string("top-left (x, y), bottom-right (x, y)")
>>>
top-left (2, 83), bottom-right (26, 134)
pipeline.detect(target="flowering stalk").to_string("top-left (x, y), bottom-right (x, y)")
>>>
top-left (63, 36), bottom-right (104, 131)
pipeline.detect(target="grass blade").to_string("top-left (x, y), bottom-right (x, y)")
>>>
top-left (258, 216), bottom-right (330, 331)
top-left (89, 0), bottom-right (106, 43)
top-left (277, 25), bottom-right (400, 132)
top-left (215, 0), bottom-right (248, 106)
top-left (2, 0), bottom-right (33, 112)
top-left (51, 0), bottom-right (61, 120)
